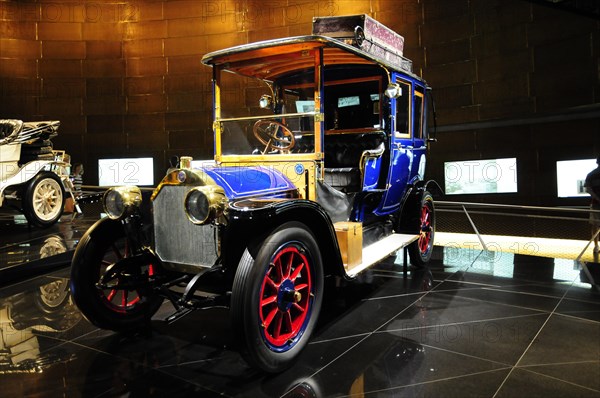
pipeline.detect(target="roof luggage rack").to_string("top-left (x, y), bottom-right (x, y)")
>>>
top-left (312, 14), bottom-right (413, 73)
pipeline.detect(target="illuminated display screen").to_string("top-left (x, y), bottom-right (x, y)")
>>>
top-left (556, 158), bottom-right (596, 197)
top-left (444, 158), bottom-right (518, 195)
top-left (338, 96), bottom-right (360, 108)
top-left (98, 157), bottom-right (154, 186)
top-left (295, 101), bottom-right (315, 113)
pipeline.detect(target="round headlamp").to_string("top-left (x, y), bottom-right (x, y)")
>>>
top-left (185, 186), bottom-right (226, 225)
top-left (103, 186), bottom-right (142, 220)
top-left (385, 82), bottom-right (402, 99)
top-left (259, 94), bottom-right (273, 109)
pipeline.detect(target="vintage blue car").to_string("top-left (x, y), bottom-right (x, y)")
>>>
top-left (70, 15), bottom-right (437, 372)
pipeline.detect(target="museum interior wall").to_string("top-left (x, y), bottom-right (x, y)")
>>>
top-left (1, 0), bottom-right (599, 206)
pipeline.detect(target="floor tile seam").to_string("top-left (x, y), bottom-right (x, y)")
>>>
top-left (517, 366), bottom-right (600, 393)
top-left (481, 286), bottom-right (571, 300)
top-left (560, 296), bottom-right (600, 306)
top-left (310, 332), bottom-right (371, 345)
top-left (379, 312), bottom-right (549, 337)
top-left (367, 251), bottom-right (491, 331)
top-left (445, 292), bottom-right (552, 314)
top-left (60, 338), bottom-right (234, 397)
top-left (156, 355), bottom-right (229, 369)
top-left (426, 285), bottom-right (492, 294)
top-left (416, 340), bottom-right (516, 368)
top-left (336, 367), bottom-right (513, 398)
top-left (492, 279), bottom-right (573, 398)
top-left (440, 279), bottom-right (503, 288)
top-left (147, 364), bottom-right (235, 397)
top-left (551, 311), bottom-right (600, 325)
top-left (64, 337), bottom-right (184, 373)
top-left (310, 312), bottom-right (546, 346)
top-left (517, 359), bottom-right (600, 368)
top-left (29, 333), bottom-right (76, 355)
top-left (360, 286), bottom-right (493, 303)
top-left (300, 333), bottom-right (375, 394)
top-left (69, 328), bottom-right (109, 344)
top-left (300, 253), bottom-right (484, 388)
top-left (486, 285), bottom-right (600, 305)
top-left (360, 291), bottom-right (425, 301)
top-left (304, 278), bottom-right (449, 385)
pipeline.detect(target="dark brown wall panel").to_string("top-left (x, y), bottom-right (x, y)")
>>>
top-left (39, 59), bottom-right (82, 78)
top-left (126, 57), bottom-right (166, 77)
top-left (0, 39), bottom-right (40, 59)
top-left (38, 22), bottom-right (82, 40)
top-left (42, 41), bottom-right (86, 59)
top-left (125, 113), bottom-right (165, 133)
top-left (86, 41), bottom-right (122, 59)
top-left (0, 0), bottom-right (597, 207)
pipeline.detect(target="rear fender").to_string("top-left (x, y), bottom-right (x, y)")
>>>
top-left (396, 180), bottom-right (439, 234)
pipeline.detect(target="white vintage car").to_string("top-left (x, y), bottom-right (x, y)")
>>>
top-left (0, 120), bottom-right (71, 228)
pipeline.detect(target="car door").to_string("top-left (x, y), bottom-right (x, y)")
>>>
top-left (410, 85), bottom-right (427, 182)
top-left (376, 76), bottom-right (413, 215)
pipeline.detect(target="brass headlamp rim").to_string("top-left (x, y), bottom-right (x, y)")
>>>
top-left (102, 186), bottom-right (143, 220)
top-left (184, 185), bottom-right (227, 225)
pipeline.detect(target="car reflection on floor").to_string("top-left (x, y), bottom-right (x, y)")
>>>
top-left (0, 277), bottom-right (81, 374)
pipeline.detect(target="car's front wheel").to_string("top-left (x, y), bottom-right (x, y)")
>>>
top-left (70, 218), bottom-right (163, 331)
top-left (22, 171), bottom-right (65, 228)
top-left (231, 222), bottom-right (323, 373)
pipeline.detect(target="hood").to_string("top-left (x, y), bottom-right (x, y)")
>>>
top-left (202, 165), bottom-right (297, 199)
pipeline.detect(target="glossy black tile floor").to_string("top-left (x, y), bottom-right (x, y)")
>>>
top-left (0, 212), bottom-right (599, 397)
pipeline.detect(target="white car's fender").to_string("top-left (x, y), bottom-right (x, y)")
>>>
top-left (0, 160), bottom-right (56, 206)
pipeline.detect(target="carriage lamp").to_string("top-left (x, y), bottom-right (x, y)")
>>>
top-left (184, 185), bottom-right (227, 224)
top-left (103, 186), bottom-right (142, 220)
top-left (259, 94), bottom-right (273, 109)
top-left (384, 83), bottom-right (402, 98)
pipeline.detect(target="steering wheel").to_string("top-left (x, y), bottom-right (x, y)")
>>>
top-left (253, 120), bottom-right (295, 154)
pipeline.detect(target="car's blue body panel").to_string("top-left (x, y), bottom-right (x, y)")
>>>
top-left (203, 166), bottom-right (296, 199)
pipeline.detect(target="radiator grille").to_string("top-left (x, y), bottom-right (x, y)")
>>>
top-left (153, 185), bottom-right (218, 269)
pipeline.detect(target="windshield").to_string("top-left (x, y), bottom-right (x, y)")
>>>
top-left (216, 63), bottom-right (384, 158)
top-left (219, 70), bottom-right (316, 157)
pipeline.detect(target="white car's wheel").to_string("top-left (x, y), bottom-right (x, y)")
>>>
top-left (23, 172), bottom-right (65, 228)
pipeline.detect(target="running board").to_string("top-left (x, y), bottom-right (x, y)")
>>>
top-left (345, 234), bottom-right (419, 278)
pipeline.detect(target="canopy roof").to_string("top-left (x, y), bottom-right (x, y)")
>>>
top-left (201, 35), bottom-right (417, 81)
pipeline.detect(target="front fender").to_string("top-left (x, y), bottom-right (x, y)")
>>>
top-left (72, 218), bottom-right (122, 264)
top-left (2, 160), bottom-right (55, 187)
top-left (71, 217), bottom-right (161, 281)
top-left (224, 198), bottom-right (346, 278)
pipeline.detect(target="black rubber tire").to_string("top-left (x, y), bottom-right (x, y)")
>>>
top-left (231, 221), bottom-right (324, 373)
top-left (20, 140), bottom-right (52, 149)
top-left (408, 191), bottom-right (435, 267)
top-left (70, 218), bottom-right (163, 331)
top-left (22, 171), bottom-right (65, 228)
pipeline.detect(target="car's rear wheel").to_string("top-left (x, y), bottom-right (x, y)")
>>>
top-left (408, 191), bottom-right (435, 267)
top-left (231, 222), bottom-right (323, 373)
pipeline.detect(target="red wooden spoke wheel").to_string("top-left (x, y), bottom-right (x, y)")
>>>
top-left (70, 219), bottom-right (163, 331)
top-left (408, 191), bottom-right (435, 267)
top-left (258, 244), bottom-right (312, 350)
top-left (97, 240), bottom-right (155, 313)
top-left (418, 204), bottom-right (433, 255)
top-left (231, 222), bottom-right (323, 373)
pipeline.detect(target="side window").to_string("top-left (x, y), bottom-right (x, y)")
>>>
top-left (394, 80), bottom-right (412, 138)
top-left (414, 87), bottom-right (424, 139)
